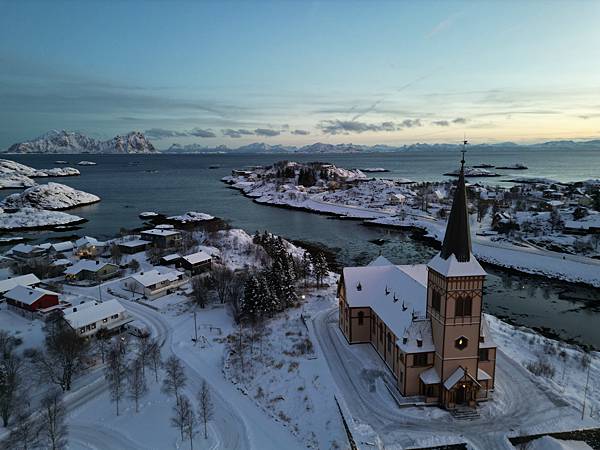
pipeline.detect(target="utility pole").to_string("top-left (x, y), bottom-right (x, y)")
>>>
top-left (194, 310), bottom-right (198, 342)
top-left (582, 362), bottom-right (591, 420)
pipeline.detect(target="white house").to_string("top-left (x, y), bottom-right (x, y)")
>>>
top-left (125, 268), bottom-right (187, 299)
top-left (74, 236), bottom-right (106, 257)
top-left (388, 193), bottom-right (406, 205)
top-left (0, 273), bottom-right (41, 296)
top-left (63, 299), bottom-right (132, 337)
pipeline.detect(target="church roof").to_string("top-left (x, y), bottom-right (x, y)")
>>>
top-left (440, 159), bottom-right (472, 262)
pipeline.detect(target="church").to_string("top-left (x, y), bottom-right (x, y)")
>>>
top-left (337, 156), bottom-right (497, 409)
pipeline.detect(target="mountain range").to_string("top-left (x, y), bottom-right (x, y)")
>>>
top-left (3, 130), bottom-right (157, 154)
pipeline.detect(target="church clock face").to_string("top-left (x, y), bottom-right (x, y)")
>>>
top-left (455, 336), bottom-right (468, 350)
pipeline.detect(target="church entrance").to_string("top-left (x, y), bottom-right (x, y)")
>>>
top-left (455, 385), bottom-right (468, 405)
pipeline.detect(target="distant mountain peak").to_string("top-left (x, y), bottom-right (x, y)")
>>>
top-left (4, 130), bottom-right (157, 154)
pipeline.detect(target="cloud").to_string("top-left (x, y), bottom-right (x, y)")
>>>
top-left (452, 117), bottom-right (468, 124)
top-left (318, 119), bottom-right (422, 135)
top-left (144, 128), bottom-right (187, 139)
top-left (426, 12), bottom-right (462, 39)
top-left (189, 128), bottom-right (216, 138)
top-left (291, 129), bottom-right (310, 135)
top-left (431, 117), bottom-right (468, 127)
top-left (222, 128), bottom-right (254, 138)
top-left (432, 120), bottom-right (450, 127)
top-left (254, 128), bottom-right (280, 137)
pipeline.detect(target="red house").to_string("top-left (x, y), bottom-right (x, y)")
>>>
top-left (4, 285), bottom-right (60, 315)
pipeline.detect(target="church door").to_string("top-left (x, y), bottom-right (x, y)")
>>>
top-left (456, 385), bottom-right (467, 405)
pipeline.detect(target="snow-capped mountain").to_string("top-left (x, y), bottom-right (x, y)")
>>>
top-left (296, 142), bottom-right (365, 153)
top-left (4, 130), bottom-right (158, 154)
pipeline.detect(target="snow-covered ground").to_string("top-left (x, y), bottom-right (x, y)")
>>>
top-left (0, 158), bottom-right (80, 189)
top-left (1, 182), bottom-right (100, 210)
top-left (0, 207), bottom-right (86, 230)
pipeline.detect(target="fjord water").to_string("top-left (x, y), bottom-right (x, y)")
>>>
top-left (2, 147), bottom-right (600, 348)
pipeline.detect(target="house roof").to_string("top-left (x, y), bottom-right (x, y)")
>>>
top-left (64, 260), bottom-right (117, 275)
top-left (52, 241), bottom-right (74, 252)
top-left (118, 239), bottom-right (148, 248)
top-left (141, 228), bottom-right (180, 237)
top-left (161, 253), bottom-right (181, 262)
top-left (0, 274), bottom-right (41, 294)
top-left (10, 243), bottom-right (47, 255)
top-left (397, 319), bottom-right (435, 353)
top-left (4, 285), bottom-right (59, 305)
top-left (75, 236), bottom-right (104, 247)
top-left (428, 252), bottom-right (486, 278)
top-left (129, 269), bottom-right (182, 287)
top-left (182, 251), bottom-right (211, 265)
top-left (63, 299), bottom-right (125, 329)
top-left (443, 366), bottom-right (481, 390)
top-left (419, 367), bottom-right (441, 385)
top-left (342, 261), bottom-right (428, 338)
top-left (367, 255), bottom-right (393, 267)
top-left (441, 160), bottom-right (472, 262)
top-left (477, 368), bottom-right (492, 381)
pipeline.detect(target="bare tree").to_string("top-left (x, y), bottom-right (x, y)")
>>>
top-left (105, 343), bottom-right (128, 416)
top-left (39, 390), bottom-right (67, 450)
top-left (170, 394), bottom-right (192, 442)
top-left (211, 265), bottom-right (233, 304)
top-left (0, 352), bottom-right (24, 427)
top-left (95, 328), bottom-right (111, 364)
top-left (34, 314), bottom-right (89, 391)
top-left (146, 338), bottom-right (162, 383)
top-left (110, 243), bottom-right (123, 265)
top-left (190, 276), bottom-right (209, 308)
top-left (128, 358), bottom-right (148, 413)
top-left (226, 271), bottom-right (247, 322)
top-left (197, 380), bottom-right (214, 439)
top-left (2, 410), bottom-right (39, 450)
top-left (183, 401), bottom-right (198, 450)
top-left (135, 334), bottom-right (150, 378)
top-left (162, 355), bottom-right (187, 404)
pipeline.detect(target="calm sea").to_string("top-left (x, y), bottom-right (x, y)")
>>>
top-left (1, 147), bottom-right (600, 348)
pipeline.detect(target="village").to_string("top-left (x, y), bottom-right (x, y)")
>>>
top-left (0, 158), bottom-right (598, 449)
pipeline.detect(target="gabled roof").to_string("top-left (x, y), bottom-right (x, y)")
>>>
top-left (75, 236), bottom-right (104, 247)
top-left (419, 367), bottom-right (441, 385)
top-left (342, 261), bottom-right (428, 338)
top-left (63, 299), bottom-right (125, 329)
top-left (367, 255), bottom-right (393, 267)
top-left (443, 366), bottom-right (481, 390)
top-left (182, 251), bottom-right (211, 265)
top-left (64, 260), bottom-right (117, 275)
top-left (4, 285), bottom-right (59, 305)
top-left (141, 228), bottom-right (180, 237)
top-left (0, 274), bottom-right (41, 294)
top-left (428, 253), bottom-right (486, 277)
top-left (129, 269), bottom-right (182, 287)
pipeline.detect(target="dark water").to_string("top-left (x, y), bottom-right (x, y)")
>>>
top-left (2, 150), bottom-right (600, 348)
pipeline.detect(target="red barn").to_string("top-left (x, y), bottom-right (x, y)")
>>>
top-left (4, 285), bottom-right (59, 314)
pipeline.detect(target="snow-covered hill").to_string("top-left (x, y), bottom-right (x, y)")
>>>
top-left (4, 130), bottom-right (157, 154)
top-left (1, 182), bottom-right (100, 210)
top-left (0, 158), bottom-right (80, 189)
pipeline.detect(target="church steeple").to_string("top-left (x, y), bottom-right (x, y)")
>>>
top-left (440, 140), bottom-right (472, 262)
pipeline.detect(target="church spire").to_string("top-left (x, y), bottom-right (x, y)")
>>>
top-left (440, 140), bottom-right (472, 262)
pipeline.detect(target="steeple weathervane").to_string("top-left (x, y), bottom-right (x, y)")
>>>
top-left (461, 136), bottom-right (467, 172)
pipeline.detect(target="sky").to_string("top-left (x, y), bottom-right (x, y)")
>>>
top-left (1, 0), bottom-right (600, 149)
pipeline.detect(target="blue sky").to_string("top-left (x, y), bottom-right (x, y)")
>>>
top-left (1, 0), bottom-right (599, 148)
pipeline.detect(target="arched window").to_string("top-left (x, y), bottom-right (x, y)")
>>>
top-left (387, 332), bottom-right (392, 352)
top-left (358, 311), bottom-right (364, 325)
top-left (378, 323), bottom-right (383, 342)
top-left (432, 290), bottom-right (441, 312)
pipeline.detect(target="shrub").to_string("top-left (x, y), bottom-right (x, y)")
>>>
top-left (526, 358), bottom-right (556, 378)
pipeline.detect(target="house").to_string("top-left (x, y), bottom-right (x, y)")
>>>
top-left (388, 193), bottom-right (406, 205)
top-left (117, 239), bottom-right (149, 254)
top-left (160, 253), bottom-right (182, 267)
top-left (63, 299), bottom-right (132, 337)
top-left (0, 273), bottom-right (41, 296)
top-left (9, 244), bottom-right (50, 264)
top-left (64, 260), bottom-right (119, 282)
top-left (4, 285), bottom-right (59, 316)
top-left (74, 236), bottom-right (106, 258)
top-left (338, 159), bottom-right (496, 410)
top-left (125, 268), bottom-right (187, 299)
top-left (140, 228), bottom-right (182, 249)
top-left (181, 251), bottom-right (212, 275)
top-left (50, 241), bottom-right (75, 254)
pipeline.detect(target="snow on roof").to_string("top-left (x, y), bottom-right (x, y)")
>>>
top-left (0, 274), bottom-right (41, 294)
top-left (118, 239), bottom-right (148, 248)
top-left (64, 260), bottom-right (116, 275)
top-left (64, 299), bottom-right (125, 329)
top-left (161, 253), bottom-right (181, 262)
top-left (129, 269), bottom-right (182, 287)
top-left (182, 251), bottom-right (211, 265)
top-left (10, 243), bottom-right (46, 254)
top-left (4, 285), bottom-right (59, 305)
top-left (141, 228), bottom-right (180, 237)
top-left (544, 200), bottom-right (564, 207)
top-left (443, 367), bottom-right (480, 390)
top-left (397, 319), bottom-right (435, 353)
top-left (51, 241), bottom-right (74, 252)
top-left (75, 236), bottom-right (104, 247)
top-left (368, 255), bottom-right (393, 267)
top-left (427, 252), bottom-right (486, 278)
top-left (419, 367), bottom-right (441, 385)
top-left (525, 436), bottom-right (593, 450)
top-left (343, 261), bottom-right (428, 338)
top-left (51, 258), bottom-right (72, 267)
top-left (477, 368), bottom-right (492, 381)
top-left (62, 300), bottom-right (99, 315)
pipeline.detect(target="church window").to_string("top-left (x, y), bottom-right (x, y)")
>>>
top-left (387, 332), bottom-right (392, 352)
top-left (479, 348), bottom-right (489, 361)
top-left (432, 290), bottom-right (441, 313)
top-left (378, 323), bottom-right (383, 342)
top-left (455, 336), bottom-right (468, 350)
top-left (454, 296), bottom-right (472, 317)
top-left (413, 353), bottom-right (428, 367)
top-left (358, 311), bottom-right (364, 325)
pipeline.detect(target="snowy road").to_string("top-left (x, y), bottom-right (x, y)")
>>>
top-left (312, 307), bottom-right (588, 450)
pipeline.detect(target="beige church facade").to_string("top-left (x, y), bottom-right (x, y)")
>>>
top-left (338, 159), bottom-right (497, 409)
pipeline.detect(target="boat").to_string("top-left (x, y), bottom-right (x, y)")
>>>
top-left (209, 165), bottom-right (221, 169)
top-left (496, 163), bottom-right (528, 170)
top-left (77, 161), bottom-right (97, 166)
top-left (55, 160), bottom-right (69, 164)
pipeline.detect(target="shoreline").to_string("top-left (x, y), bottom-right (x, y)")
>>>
top-left (223, 178), bottom-right (600, 289)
